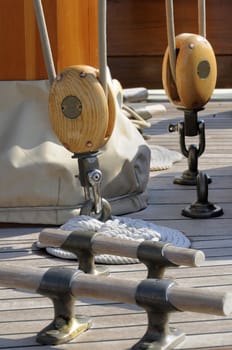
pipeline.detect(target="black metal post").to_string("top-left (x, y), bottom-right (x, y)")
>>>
top-left (133, 279), bottom-right (185, 350)
top-left (169, 109), bottom-right (211, 186)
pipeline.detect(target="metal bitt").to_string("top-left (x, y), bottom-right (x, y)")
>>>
top-left (39, 227), bottom-right (205, 277)
top-left (182, 172), bottom-right (223, 219)
top-left (61, 230), bottom-right (109, 276)
top-left (169, 109), bottom-right (211, 185)
top-left (133, 279), bottom-right (185, 350)
top-left (36, 267), bottom-right (90, 345)
top-left (73, 151), bottom-right (112, 222)
top-left (61, 232), bottom-right (176, 278)
top-left (137, 241), bottom-right (177, 279)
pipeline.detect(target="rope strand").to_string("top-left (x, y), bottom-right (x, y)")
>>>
top-left (33, 0), bottom-right (56, 84)
top-left (198, 0), bottom-right (206, 37)
top-left (165, 0), bottom-right (176, 82)
top-left (98, 0), bottom-right (108, 96)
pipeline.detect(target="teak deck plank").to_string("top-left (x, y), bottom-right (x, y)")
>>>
top-left (0, 100), bottom-right (232, 349)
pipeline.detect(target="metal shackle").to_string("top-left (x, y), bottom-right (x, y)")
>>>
top-left (48, 65), bottom-right (116, 154)
top-left (162, 33), bottom-right (217, 110)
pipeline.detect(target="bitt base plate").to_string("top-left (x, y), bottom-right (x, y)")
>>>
top-left (131, 327), bottom-right (185, 350)
top-left (182, 202), bottom-right (223, 219)
top-left (36, 315), bottom-right (91, 345)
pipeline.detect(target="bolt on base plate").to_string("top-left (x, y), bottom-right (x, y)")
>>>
top-left (36, 315), bottom-right (91, 345)
top-left (182, 202), bottom-right (223, 219)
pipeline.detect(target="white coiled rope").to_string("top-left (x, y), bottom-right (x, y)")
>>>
top-left (38, 215), bottom-right (190, 264)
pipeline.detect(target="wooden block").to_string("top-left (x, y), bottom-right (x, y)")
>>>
top-left (48, 65), bottom-right (109, 153)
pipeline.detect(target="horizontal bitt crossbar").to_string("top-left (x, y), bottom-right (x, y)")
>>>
top-left (39, 228), bottom-right (205, 267)
top-left (0, 264), bottom-right (44, 291)
top-left (0, 263), bottom-right (231, 316)
top-left (71, 275), bottom-right (231, 316)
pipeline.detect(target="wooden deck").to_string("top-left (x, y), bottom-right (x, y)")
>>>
top-left (0, 98), bottom-right (232, 349)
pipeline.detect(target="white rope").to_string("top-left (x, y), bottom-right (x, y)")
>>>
top-left (150, 145), bottom-right (182, 171)
top-left (34, 0), bottom-right (109, 91)
top-left (198, 0), bottom-right (206, 37)
top-left (33, 0), bottom-right (56, 84)
top-left (37, 215), bottom-right (190, 264)
top-left (165, 0), bottom-right (176, 82)
top-left (122, 104), bottom-right (151, 130)
top-left (98, 0), bottom-right (108, 96)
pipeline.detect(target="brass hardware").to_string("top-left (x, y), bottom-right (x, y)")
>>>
top-left (61, 95), bottom-right (82, 119)
top-left (36, 267), bottom-right (91, 345)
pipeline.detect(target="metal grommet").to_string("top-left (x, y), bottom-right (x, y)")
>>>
top-left (197, 60), bottom-right (210, 79)
top-left (61, 95), bottom-right (82, 119)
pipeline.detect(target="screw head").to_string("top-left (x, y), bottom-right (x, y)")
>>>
top-left (80, 71), bottom-right (87, 78)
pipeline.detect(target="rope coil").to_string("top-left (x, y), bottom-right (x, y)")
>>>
top-left (37, 215), bottom-right (190, 264)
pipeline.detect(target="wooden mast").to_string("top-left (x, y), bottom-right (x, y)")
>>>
top-left (0, 0), bottom-right (99, 80)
